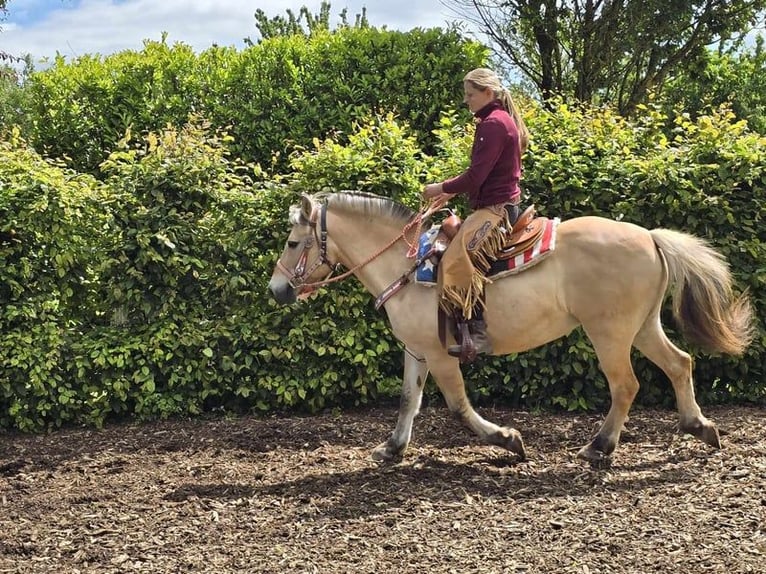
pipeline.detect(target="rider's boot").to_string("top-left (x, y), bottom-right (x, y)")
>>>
top-left (448, 319), bottom-right (493, 363)
top-left (470, 319), bottom-right (493, 355)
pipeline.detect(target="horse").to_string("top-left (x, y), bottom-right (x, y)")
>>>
top-left (268, 191), bottom-right (754, 464)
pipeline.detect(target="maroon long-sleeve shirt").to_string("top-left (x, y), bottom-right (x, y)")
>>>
top-left (442, 100), bottom-right (522, 209)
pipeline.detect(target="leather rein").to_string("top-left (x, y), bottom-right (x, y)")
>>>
top-left (275, 197), bottom-right (448, 306)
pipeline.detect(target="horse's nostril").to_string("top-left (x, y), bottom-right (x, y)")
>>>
top-left (269, 282), bottom-right (296, 305)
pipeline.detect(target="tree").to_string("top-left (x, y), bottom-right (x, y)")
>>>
top-left (246, 1), bottom-right (370, 44)
top-left (0, 54), bottom-right (33, 130)
top-left (445, 0), bottom-right (766, 114)
top-left (661, 34), bottom-right (766, 133)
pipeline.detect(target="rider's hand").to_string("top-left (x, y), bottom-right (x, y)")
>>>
top-left (423, 183), bottom-right (444, 200)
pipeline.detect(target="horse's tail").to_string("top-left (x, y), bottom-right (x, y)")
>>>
top-left (650, 228), bottom-right (755, 356)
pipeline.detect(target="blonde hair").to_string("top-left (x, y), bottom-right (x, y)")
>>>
top-left (464, 68), bottom-right (529, 153)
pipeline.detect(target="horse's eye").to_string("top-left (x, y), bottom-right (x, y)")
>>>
top-left (287, 240), bottom-right (299, 249)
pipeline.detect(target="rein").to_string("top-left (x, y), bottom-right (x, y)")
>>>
top-left (276, 196), bottom-right (449, 297)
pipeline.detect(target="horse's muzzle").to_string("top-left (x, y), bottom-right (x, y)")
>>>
top-left (268, 278), bottom-right (297, 305)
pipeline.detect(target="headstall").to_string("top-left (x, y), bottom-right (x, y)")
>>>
top-left (276, 203), bottom-right (337, 290)
top-left (276, 196), bottom-right (450, 304)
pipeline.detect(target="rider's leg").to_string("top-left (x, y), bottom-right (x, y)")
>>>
top-left (440, 206), bottom-right (505, 363)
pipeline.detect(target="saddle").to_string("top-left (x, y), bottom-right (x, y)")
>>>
top-left (428, 204), bottom-right (554, 362)
top-left (430, 205), bottom-right (545, 263)
top-left (497, 205), bottom-right (546, 259)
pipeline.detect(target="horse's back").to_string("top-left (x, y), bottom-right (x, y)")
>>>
top-left (555, 216), bottom-right (660, 267)
top-left (558, 215), bottom-right (654, 249)
top-left (488, 216), bottom-right (664, 348)
top-left (554, 216), bottom-right (665, 321)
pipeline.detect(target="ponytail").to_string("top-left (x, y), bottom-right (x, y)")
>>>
top-left (499, 89), bottom-right (529, 153)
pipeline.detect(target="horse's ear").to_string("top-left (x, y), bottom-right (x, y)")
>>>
top-left (300, 194), bottom-right (314, 223)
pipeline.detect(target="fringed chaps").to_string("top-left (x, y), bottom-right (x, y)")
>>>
top-left (438, 204), bottom-right (508, 320)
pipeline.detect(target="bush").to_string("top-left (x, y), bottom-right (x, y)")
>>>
top-left (0, 61), bottom-right (34, 134)
top-left (24, 28), bottom-right (486, 174)
top-left (0, 121), bottom-right (407, 430)
top-left (0, 130), bottom-right (113, 429)
top-left (25, 41), bottom-right (203, 174)
top-left (276, 101), bottom-right (766, 411)
top-left (505, 100), bottom-right (766, 408)
top-left (288, 111), bottom-right (427, 204)
top-left (659, 38), bottom-right (766, 135)
top-left (1, 98), bottom-right (763, 432)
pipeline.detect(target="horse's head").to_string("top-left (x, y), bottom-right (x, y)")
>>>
top-left (269, 194), bottom-right (338, 305)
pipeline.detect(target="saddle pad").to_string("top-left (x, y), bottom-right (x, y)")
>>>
top-left (415, 227), bottom-right (440, 286)
top-left (415, 218), bottom-right (560, 286)
top-left (488, 217), bottom-right (560, 279)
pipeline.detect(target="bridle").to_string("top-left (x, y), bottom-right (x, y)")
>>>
top-left (275, 196), bottom-right (450, 297)
top-left (275, 203), bottom-right (337, 291)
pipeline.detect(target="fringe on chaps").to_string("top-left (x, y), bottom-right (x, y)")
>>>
top-left (438, 204), bottom-right (509, 320)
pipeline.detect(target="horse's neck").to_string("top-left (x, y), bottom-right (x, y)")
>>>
top-left (333, 217), bottom-right (412, 296)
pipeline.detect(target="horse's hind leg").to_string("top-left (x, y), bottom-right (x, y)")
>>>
top-left (371, 350), bottom-right (429, 461)
top-left (428, 354), bottom-right (526, 459)
top-left (577, 328), bottom-right (640, 463)
top-left (633, 317), bottom-right (720, 448)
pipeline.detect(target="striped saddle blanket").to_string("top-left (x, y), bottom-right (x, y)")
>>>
top-left (415, 217), bottom-right (560, 285)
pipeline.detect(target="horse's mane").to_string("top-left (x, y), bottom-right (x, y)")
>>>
top-left (317, 191), bottom-right (417, 227)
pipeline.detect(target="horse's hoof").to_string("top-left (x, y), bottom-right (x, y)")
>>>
top-left (371, 441), bottom-right (404, 462)
top-left (576, 443), bottom-right (612, 469)
top-left (491, 428), bottom-right (526, 460)
top-left (680, 419), bottom-right (722, 449)
top-left (507, 429), bottom-right (527, 460)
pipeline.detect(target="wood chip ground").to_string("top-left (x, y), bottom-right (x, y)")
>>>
top-left (1, 405), bottom-right (764, 573)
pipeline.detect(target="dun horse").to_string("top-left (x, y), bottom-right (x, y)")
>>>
top-left (269, 192), bottom-right (754, 463)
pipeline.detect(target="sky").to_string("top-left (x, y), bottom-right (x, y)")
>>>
top-left (1, 0), bottom-right (468, 68)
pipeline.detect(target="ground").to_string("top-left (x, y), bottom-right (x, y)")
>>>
top-left (0, 405), bottom-right (764, 574)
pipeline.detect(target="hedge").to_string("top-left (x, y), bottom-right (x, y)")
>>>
top-left (0, 121), bottom-right (408, 430)
top-left (0, 129), bottom-right (113, 429)
top-left (23, 27), bottom-right (486, 175)
top-left (289, 102), bottom-right (766, 411)
top-left (497, 101), bottom-right (765, 409)
top-left (1, 104), bottom-right (764, 431)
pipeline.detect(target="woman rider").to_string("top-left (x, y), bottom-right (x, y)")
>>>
top-left (423, 67), bottom-right (529, 362)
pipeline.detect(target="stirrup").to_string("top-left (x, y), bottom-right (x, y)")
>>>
top-left (447, 321), bottom-right (478, 363)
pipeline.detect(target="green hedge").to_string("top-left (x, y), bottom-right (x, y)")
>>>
top-left (1, 102), bottom-right (764, 432)
top-left (286, 101), bottom-right (766, 411)
top-left (23, 28), bottom-right (486, 175)
top-left (0, 121), bottom-right (409, 430)
top-left (0, 130), bottom-right (113, 429)
top-left (476, 101), bottom-right (765, 409)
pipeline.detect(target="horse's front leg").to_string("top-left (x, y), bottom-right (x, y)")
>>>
top-left (371, 350), bottom-right (429, 461)
top-left (429, 353), bottom-right (526, 460)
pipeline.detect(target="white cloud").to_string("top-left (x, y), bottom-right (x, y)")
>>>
top-left (3, 0), bottom-right (258, 65)
top-left (1, 0), bottom-right (460, 68)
